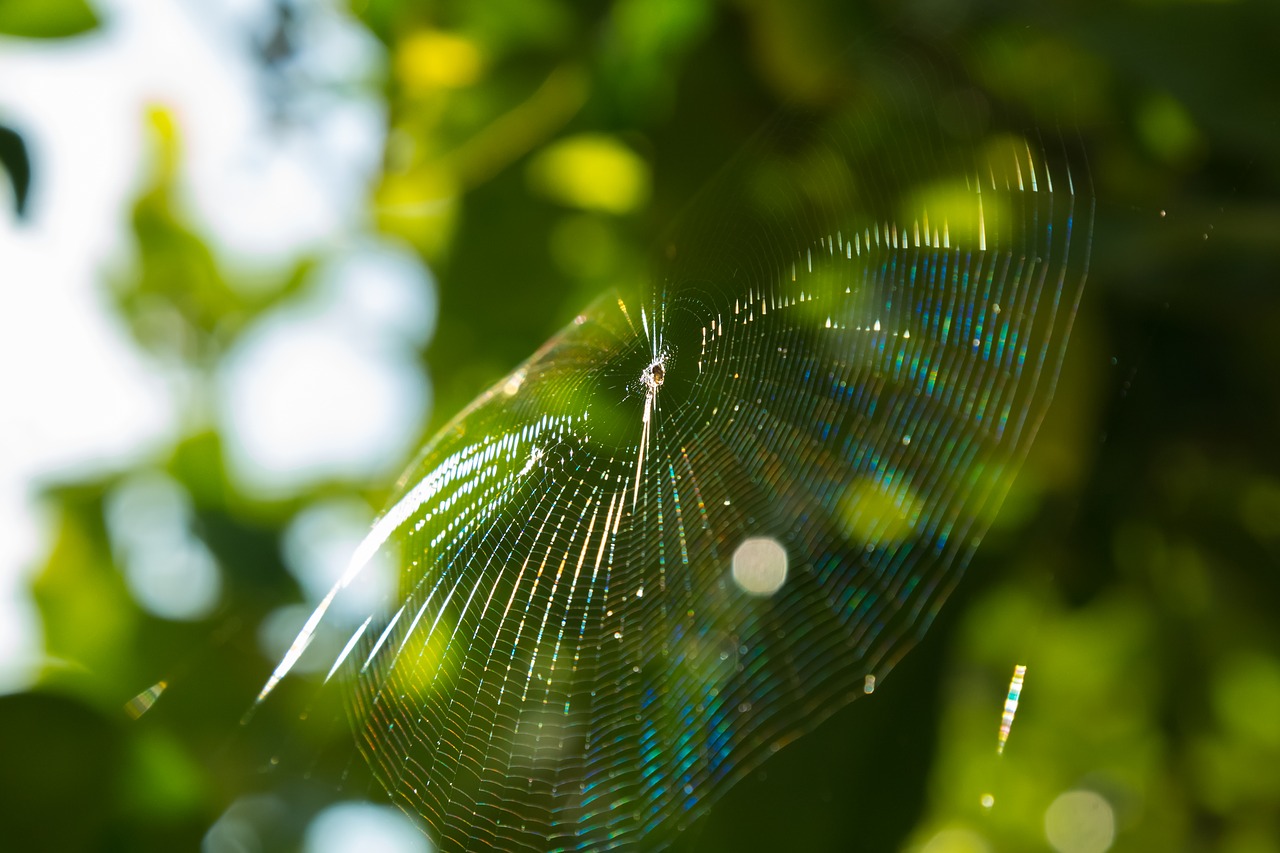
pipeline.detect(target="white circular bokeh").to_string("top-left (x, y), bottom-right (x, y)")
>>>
top-left (1044, 789), bottom-right (1116, 853)
top-left (731, 536), bottom-right (789, 596)
top-left (304, 801), bottom-right (433, 853)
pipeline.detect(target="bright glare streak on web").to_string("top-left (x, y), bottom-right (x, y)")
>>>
top-left (124, 680), bottom-right (168, 720)
top-left (997, 663), bottom-right (1027, 755)
top-left (282, 498), bottom-right (399, 622)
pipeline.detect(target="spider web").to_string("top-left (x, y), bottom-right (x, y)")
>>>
top-left (258, 61), bottom-right (1092, 852)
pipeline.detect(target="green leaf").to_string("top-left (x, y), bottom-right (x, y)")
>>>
top-left (0, 125), bottom-right (30, 217)
top-left (0, 0), bottom-right (99, 39)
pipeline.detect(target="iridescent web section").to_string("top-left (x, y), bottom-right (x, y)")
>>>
top-left (259, 99), bottom-right (1092, 851)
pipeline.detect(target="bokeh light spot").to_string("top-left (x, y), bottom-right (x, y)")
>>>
top-left (1136, 93), bottom-right (1201, 165)
top-left (1044, 789), bottom-right (1116, 853)
top-left (837, 476), bottom-right (915, 545)
top-left (731, 537), bottom-right (788, 596)
top-left (304, 801), bottom-right (432, 853)
top-left (106, 472), bottom-right (221, 621)
top-left (1213, 652), bottom-right (1280, 749)
top-left (396, 31), bottom-right (484, 91)
top-left (203, 794), bottom-right (290, 853)
top-left (526, 134), bottom-right (650, 214)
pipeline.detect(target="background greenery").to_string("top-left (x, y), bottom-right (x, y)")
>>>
top-left (3, 0), bottom-right (1279, 850)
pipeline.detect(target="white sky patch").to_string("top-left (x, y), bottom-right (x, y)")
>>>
top-left (0, 0), bottom-right (403, 690)
top-left (0, 15), bottom-right (176, 690)
top-left (217, 247), bottom-right (432, 497)
top-left (306, 240), bottom-right (438, 348)
top-left (216, 313), bottom-right (424, 495)
top-left (176, 7), bottom-right (387, 273)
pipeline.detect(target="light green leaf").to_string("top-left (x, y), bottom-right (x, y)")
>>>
top-left (0, 0), bottom-right (99, 39)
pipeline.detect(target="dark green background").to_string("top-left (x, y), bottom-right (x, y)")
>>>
top-left (4, 0), bottom-right (1280, 850)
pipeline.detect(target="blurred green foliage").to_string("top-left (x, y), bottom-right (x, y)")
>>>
top-left (6, 0), bottom-right (1280, 851)
top-left (0, 0), bottom-right (98, 40)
